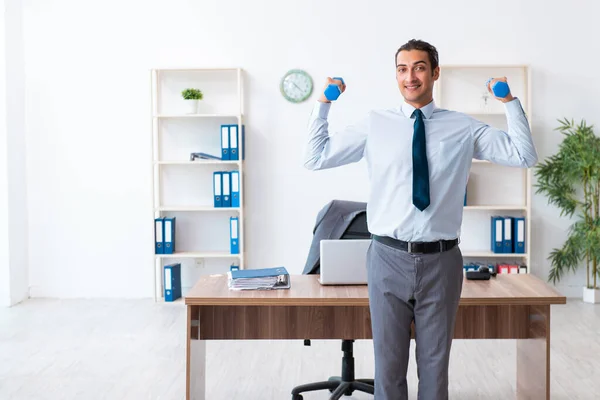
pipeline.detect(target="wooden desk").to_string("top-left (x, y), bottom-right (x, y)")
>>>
top-left (185, 274), bottom-right (566, 400)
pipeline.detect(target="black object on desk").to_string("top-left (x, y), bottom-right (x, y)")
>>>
top-left (466, 265), bottom-right (496, 280)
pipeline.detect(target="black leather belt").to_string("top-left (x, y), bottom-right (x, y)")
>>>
top-left (373, 234), bottom-right (458, 254)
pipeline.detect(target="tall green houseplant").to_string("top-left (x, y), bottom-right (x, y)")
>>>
top-left (534, 118), bottom-right (600, 292)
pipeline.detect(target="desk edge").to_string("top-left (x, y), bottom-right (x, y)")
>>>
top-left (184, 297), bottom-right (567, 307)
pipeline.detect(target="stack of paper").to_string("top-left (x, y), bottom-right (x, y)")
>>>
top-left (227, 266), bottom-right (290, 290)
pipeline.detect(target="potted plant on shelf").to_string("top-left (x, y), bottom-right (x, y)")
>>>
top-left (181, 88), bottom-right (203, 114)
top-left (535, 118), bottom-right (600, 303)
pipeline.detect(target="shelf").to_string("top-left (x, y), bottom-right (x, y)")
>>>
top-left (464, 206), bottom-right (527, 211)
top-left (156, 252), bottom-right (241, 259)
top-left (154, 114), bottom-right (242, 119)
top-left (462, 252), bottom-right (527, 258)
top-left (154, 67), bottom-right (241, 72)
top-left (156, 160), bottom-right (240, 166)
top-left (157, 206), bottom-right (240, 212)
top-left (436, 65), bottom-right (531, 274)
top-left (151, 67), bottom-right (246, 302)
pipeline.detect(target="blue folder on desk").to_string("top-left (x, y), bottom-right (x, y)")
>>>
top-left (230, 266), bottom-right (289, 279)
top-left (228, 266), bottom-right (290, 290)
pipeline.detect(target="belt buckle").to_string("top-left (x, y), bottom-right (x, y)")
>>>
top-left (408, 242), bottom-right (421, 254)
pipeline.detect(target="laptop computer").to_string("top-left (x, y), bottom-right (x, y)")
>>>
top-left (318, 239), bottom-right (371, 285)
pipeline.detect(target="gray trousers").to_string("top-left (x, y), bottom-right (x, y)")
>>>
top-left (367, 238), bottom-right (464, 400)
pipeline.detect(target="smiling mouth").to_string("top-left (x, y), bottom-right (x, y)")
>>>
top-left (405, 84), bottom-right (421, 91)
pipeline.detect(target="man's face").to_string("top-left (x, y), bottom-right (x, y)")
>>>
top-left (396, 50), bottom-right (439, 107)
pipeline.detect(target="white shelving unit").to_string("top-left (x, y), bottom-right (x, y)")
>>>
top-left (434, 65), bottom-right (532, 271)
top-left (150, 68), bottom-right (246, 301)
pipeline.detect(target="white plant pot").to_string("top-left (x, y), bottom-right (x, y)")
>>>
top-left (184, 99), bottom-right (199, 114)
top-left (583, 287), bottom-right (600, 304)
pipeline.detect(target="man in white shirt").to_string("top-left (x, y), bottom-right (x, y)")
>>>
top-left (304, 39), bottom-right (538, 400)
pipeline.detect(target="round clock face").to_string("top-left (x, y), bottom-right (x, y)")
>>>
top-left (280, 69), bottom-right (313, 103)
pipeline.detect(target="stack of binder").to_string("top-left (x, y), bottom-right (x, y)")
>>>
top-left (220, 124), bottom-right (245, 161)
top-left (154, 216), bottom-right (176, 254)
top-left (214, 171), bottom-right (240, 208)
top-left (490, 215), bottom-right (525, 253)
top-left (227, 266), bottom-right (290, 290)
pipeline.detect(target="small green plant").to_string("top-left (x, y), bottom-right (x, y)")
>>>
top-left (181, 88), bottom-right (203, 100)
top-left (534, 118), bottom-right (600, 289)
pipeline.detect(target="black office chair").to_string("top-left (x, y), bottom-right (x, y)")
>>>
top-left (291, 208), bottom-right (374, 400)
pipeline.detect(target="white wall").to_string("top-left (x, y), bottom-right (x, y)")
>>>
top-left (0, 0), bottom-right (9, 306)
top-left (1, 0), bottom-right (28, 307)
top-left (19, 0), bottom-right (600, 298)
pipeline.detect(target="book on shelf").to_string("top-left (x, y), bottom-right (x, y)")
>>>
top-left (214, 171), bottom-right (240, 208)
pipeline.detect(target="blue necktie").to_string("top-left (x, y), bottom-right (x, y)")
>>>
top-left (412, 109), bottom-right (430, 211)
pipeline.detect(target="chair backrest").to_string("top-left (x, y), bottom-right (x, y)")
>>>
top-left (302, 200), bottom-right (370, 275)
top-left (342, 211), bottom-right (369, 240)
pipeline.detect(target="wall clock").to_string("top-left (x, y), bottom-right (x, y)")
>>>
top-left (280, 69), bottom-right (313, 103)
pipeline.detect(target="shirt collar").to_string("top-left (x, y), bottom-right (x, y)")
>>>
top-left (401, 99), bottom-right (436, 119)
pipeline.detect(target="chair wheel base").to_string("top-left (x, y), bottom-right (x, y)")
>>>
top-left (327, 376), bottom-right (352, 395)
top-left (292, 378), bottom-right (373, 399)
top-left (292, 339), bottom-right (373, 399)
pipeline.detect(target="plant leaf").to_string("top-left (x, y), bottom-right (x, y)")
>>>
top-left (537, 118), bottom-right (600, 284)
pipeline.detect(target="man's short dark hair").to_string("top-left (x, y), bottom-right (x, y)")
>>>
top-left (395, 39), bottom-right (439, 74)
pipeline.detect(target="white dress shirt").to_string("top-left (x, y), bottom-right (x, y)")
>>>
top-left (304, 98), bottom-right (538, 242)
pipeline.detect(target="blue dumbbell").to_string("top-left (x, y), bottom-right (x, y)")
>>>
top-left (486, 78), bottom-right (510, 98)
top-left (324, 77), bottom-right (345, 101)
